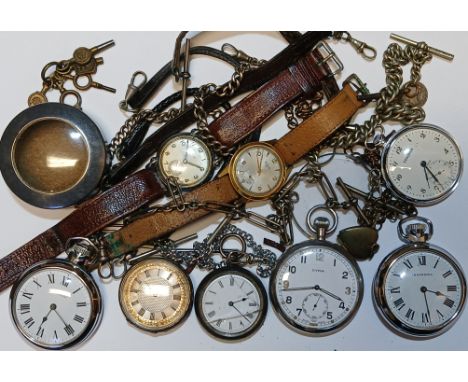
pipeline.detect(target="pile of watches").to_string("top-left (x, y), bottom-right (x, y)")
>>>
top-left (0, 31), bottom-right (465, 350)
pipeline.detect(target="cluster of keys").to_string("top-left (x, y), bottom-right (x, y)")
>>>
top-left (28, 40), bottom-right (116, 107)
top-left (0, 31), bottom-right (465, 350)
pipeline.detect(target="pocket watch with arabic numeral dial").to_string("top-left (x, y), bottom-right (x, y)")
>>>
top-left (119, 258), bottom-right (193, 333)
top-left (381, 123), bottom-right (463, 206)
top-left (270, 207), bottom-right (364, 336)
top-left (10, 258), bottom-right (102, 350)
top-left (195, 266), bottom-right (268, 340)
top-left (158, 133), bottom-right (213, 189)
top-left (373, 216), bottom-right (466, 338)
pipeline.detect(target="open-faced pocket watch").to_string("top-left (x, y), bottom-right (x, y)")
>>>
top-left (0, 92), bottom-right (107, 209)
top-left (381, 123), bottom-right (463, 206)
top-left (373, 216), bottom-right (466, 338)
top-left (118, 257), bottom-right (193, 333)
top-left (157, 132), bottom-right (214, 189)
top-left (270, 206), bottom-right (364, 336)
top-left (10, 238), bottom-right (102, 350)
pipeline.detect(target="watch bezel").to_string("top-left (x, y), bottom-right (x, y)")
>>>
top-left (269, 240), bottom-right (364, 336)
top-left (373, 242), bottom-right (467, 339)
top-left (9, 259), bottom-right (102, 350)
top-left (229, 141), bottom-right (287, 200)
top-left (118, 258), bottom-right (193, 333)
top-left (381, 123), bottom-right (463, 206)
top-left (194, 265), bottom-right (268, 341)
top-left (157, 133), bottom-right (214, 189)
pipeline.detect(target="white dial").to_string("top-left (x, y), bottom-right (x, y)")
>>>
top-left (10, 261), bottom-right (101, 349)
top-left (195, 267), bottom-right (267, 340)
top-left (270, 243), bottom-right (363, 334)
top-left (159, 134), bottom-right (212, 188)
top-left (383, 124), bottom-right (462, 204)
top-left (230, 142), bottom-right (286, 199)
top-left (376, 249), bottom-right (466, 336)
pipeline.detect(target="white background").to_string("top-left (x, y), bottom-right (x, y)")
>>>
top-left (0, 31), bottom-right (467, 350)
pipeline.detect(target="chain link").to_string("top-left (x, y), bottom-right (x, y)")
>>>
top-left (327, 42), bottom-right (432, 149)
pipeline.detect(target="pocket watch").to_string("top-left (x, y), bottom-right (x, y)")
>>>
top-left (227, 141), bottom-right (288, 200)
top-left (381, 123), bottom-right (463, 205)
top-left (195, 265), bottom-right (268, 340)
top-left (373, 216), bottom-right (466, 338)
top-left (0, 95), bottom-right (107, 209)
top-left (158, 133), bottom-right (213, 189)
top-left (270, 206), bottom-right (364, 336)
top-left (10, 254), bottom-right (102, 350)
top-left (119, 258), bottom-right (193, 333)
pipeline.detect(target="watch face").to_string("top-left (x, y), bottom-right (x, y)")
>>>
top-left (382, 124), bottom-right (463, 205)
top-left (195, 267), bottom-right (268, 340)
top-left (119, 258), bottom-right (193, 333)
top-left (159, 134), bottom-right (212, 188)
top-left (229, 142), bottom-right (286, 200)
top-left (374, 246), bottom-right (467, 338)
top-left (270, 241), bottom-right (363, 335)
top-left (10, 260), bottom-right (101, 350)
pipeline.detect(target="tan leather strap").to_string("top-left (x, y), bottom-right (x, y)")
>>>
top-left (0, 170), bottom-right (165, 291)
top-left (208, 52), bottom-right (332, 147)
top-left (103, 175), bottom-right (240, 258)
top-left (274, 84), bottom-right (363, 166)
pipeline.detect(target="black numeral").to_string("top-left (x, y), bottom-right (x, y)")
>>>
top-left (443, 270), bottom-right (453, 278)
top-left (19, 304), bottom-right (30, 314)
top-left (76, 302), bottom-right (87, 307)
top-left (22, 292), bottom-right (33, 300)
top-left (394, 298), bottom-right (405, 310)
top-left (418, 256), bottom-right (426, 266)
top-left (301, 256), bottom-right (307, 264)
top-left (422, 313), bottom-right (430, 323)
top-left (24, 317), bottom-right (35, 328)
top-left (36, 327), bottom-right (44, 338)
top-left (342, 271), bottom-right (348, 279)
top-left (390, 287), bottom-right (400, 294)
top-left (405, 308), bottom-right (415, 320)
top-left (285, 296), bottom-right (292, 304)
top-left (288, 266), bottom-right (296, 274)
top-left (48, 274), bottom-right (55, 284)
top-left (64, 324), bottom-right (75, 336)
top-left (296, 308), bottom-right (302, 316)
top-left (327, 312), bottom-right (333, 320)
top-left (447, 285), bottom-right (457, 292)
top-left (444, 298), bottom-right (455, 308)
top-left (403, 260), bottom-right (413, 269)
top-left (73, 315), bottom-right (84, 324)
top-left (62, 276), bottom-right (71, 287)
top-left (339, 302), bottom-right (345, 309)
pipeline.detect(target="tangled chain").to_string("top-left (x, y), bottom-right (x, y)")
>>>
top-left (328, 41), bottom-right (432, 149)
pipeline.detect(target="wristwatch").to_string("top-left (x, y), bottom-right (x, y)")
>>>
top-left (0, 44), bottom-right (337, 293)
top-left (103, 83), bottom-right (364, 258)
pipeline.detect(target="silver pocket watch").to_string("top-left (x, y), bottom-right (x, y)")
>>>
top-left (270, 206), bottom-right (364, 336)
top-left (373, 216), bottom-right (466, 338)
top-left (381, 123), bottom-right (463, 206)
top-left (10, 239), bottom-right (102, 350)
top-left (157, 132), bottom-right (214, 189)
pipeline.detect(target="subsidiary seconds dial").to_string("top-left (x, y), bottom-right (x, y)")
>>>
top-left (382, 124), bottom-right (462, 205)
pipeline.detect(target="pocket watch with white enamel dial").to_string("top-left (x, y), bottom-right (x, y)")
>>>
top-left (228, 142), bottom-right (287, 200)
top-left (195, 266), bottom-right (267, 340)
top-left (270, 207), bottom-right (364, 336)
top-left (10, 259), bottom-right (102, 350)
top-left (381, 123), bottom-right (463, 205)
top-left (373, 216), bottom-right (466, 338)
top-left (119, 258), bottom-right (193, 333)
top-left (158, 133), bottom-right (213, 188)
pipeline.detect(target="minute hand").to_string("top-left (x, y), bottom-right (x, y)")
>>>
top-left (425, 164), bottom-right (444, 187)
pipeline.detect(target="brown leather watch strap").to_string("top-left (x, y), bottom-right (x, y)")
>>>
top-left (103, 175), bottom-right (240, 258)
top-left (0, 170), bottom-right (165, 291)
top-left (208, 52), bottom-right (331, 148)
top-left (274, 84), bottom-right (363, 166)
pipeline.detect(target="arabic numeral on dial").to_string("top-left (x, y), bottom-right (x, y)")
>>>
top-left (296, 308), bottom-right (302, 316)
top-left (396, 146), bottom-right (402, 154)
top-left (449, 160), bottom-right (455, 166)
top-left (420, 132), bottom-right (426, 139)
top-left (342, 271), bottom-right (349, 279)
top-left (339, 302), bottom-right (345, 309)
top-left (407, 185), bottom-right (412, 191)
top-left (288, 265), bottom-right (296, 274)
top-left (327, 312), bottom-right (333, 319)
top-left (434, 136), bottom-right (440, 142)
top-left (421, 188), bottom-right (426, 194)
top-left (396, 174), bottom-right (402, 181)
top-left (345, 287), bottom-right (351, 295)
top-left (285, 296), bottom-right (292, 304)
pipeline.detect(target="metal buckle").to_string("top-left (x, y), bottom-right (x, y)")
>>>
top-left (313, 41), bottom-right (344, 77)
top-left (165, 176), bottom-right (186, 211)
top-left (343, 73), bottom-right (370, 95)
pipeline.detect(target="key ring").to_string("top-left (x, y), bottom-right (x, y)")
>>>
top-left (219, 233), bottom-right (247, 259)
top-left (398, 216), bottom-right (434, 243)
top-left (306, 204), bottom-right (338, 236)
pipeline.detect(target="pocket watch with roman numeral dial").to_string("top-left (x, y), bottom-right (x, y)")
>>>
top-left (10, 259), bottom-right (102, 350)
top-left (270, 207), bottom-right (364, 336)
top-left (195, 266), bottom-right (268, 340)
top-left (373, 216), bottom-right (466, 338)
top-left (381, 123), bottom-right (463, 206)
top-left (118, 258), bottom-right (193, 333)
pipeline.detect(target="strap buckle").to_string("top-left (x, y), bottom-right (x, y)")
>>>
top-left (343, 73), bottom-right (370, 96)
top-left (313, 41), bottom-right (344, 77)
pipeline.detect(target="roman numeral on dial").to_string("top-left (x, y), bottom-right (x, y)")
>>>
top-left (64, 324), bottom-right (75, 336)
top-left (73, 315), bottom-right (85, 324)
